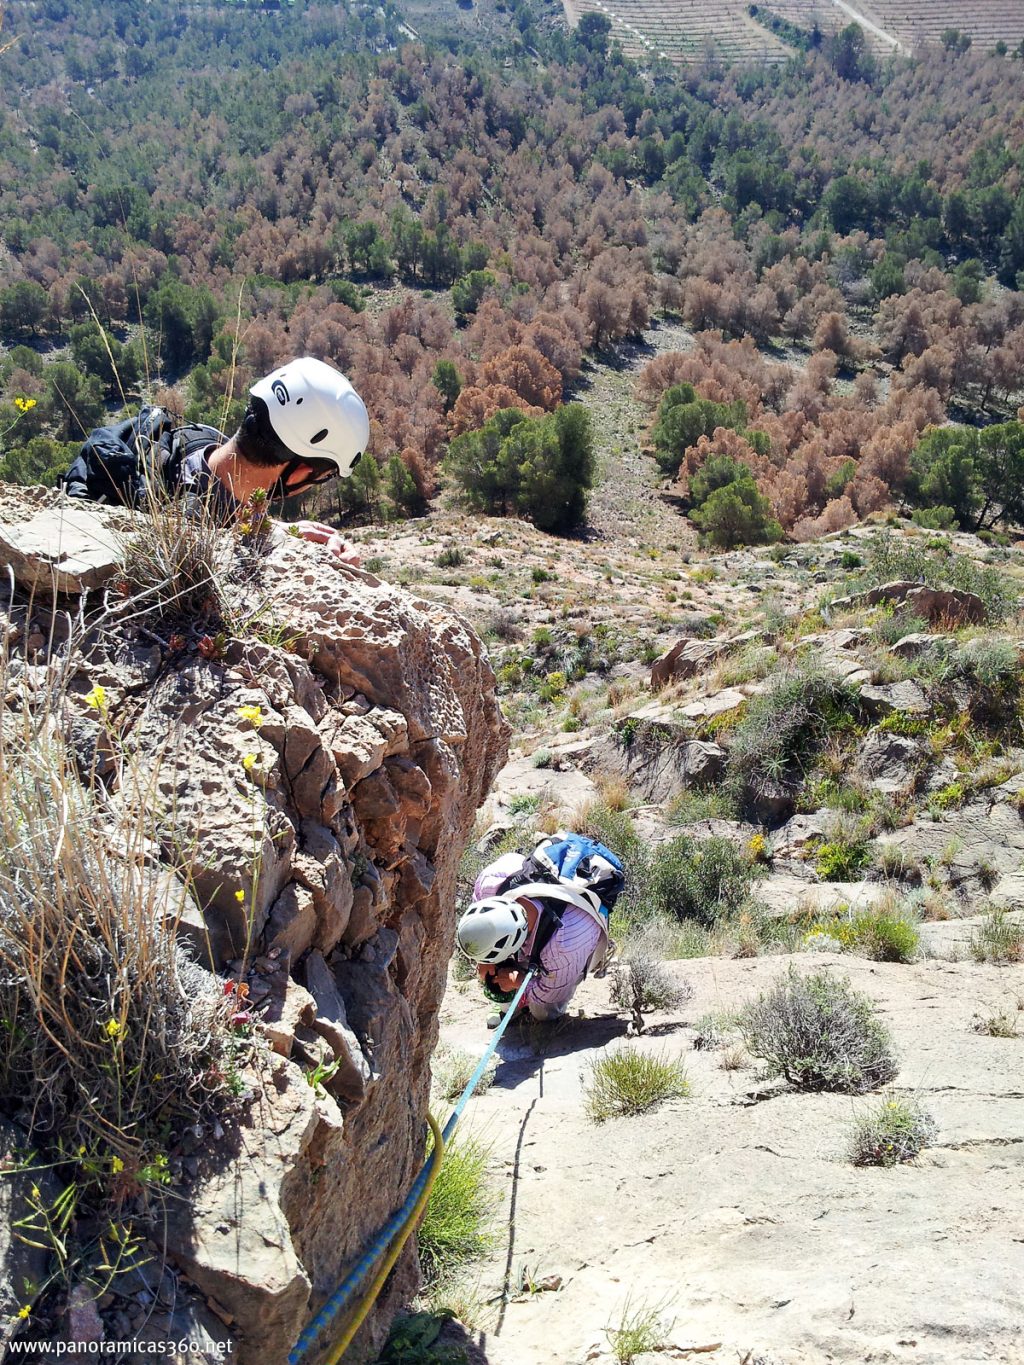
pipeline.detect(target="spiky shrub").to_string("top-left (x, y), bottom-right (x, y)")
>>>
top-left (740, 968), bottom-right (898, 1093)
top-left (119, 486), bottom-right (229, 627)
top-left (610, 933), bottom-right (692, 1033)
top-left (726, 667), bottom-right (861, 810)
top-left (849, 1095), bottom-right (936, 1167)
top-left (584, 1047), bottom-right (690, 1122)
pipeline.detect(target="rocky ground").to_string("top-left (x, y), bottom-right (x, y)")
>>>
top-left (357, 323), bottom-right (1024, 1363)
top-left (436, 952), bottom-right (1024, 1365)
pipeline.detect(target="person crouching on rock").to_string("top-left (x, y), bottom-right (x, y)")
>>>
top-left (456, 846), bottom-right (614, 1028)
top-left (60, 356), bottom-right (370, 565)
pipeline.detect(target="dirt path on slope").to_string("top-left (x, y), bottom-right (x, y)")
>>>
top-left (573, 317), bottom-right (698, 553)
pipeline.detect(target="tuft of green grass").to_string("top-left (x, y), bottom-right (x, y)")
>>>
top-left (418, 1133), bottom-right (494, 1287)
top-left (849, 1094), bottom-right (936, 1167)
top-left (605, 1297), bottom-right (675, 1365)
top-left (431, 1045), bottom-right (496, 1102)
top-left (970, 910), bottom-right (1024, 964)
top-left (585, 1047), bottom-right (690, 1122)
top-left (740, 967), bottom-right (898, 1093)
top-left (972, 1008), bottom-right (1021, 1038)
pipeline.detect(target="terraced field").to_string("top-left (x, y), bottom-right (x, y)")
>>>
top-left (858, 0), bottom-right (1024, 50)
top-left (561, 0), bottom-right (794, 62)
top-left (562, 0), bottom-right (1023, 61)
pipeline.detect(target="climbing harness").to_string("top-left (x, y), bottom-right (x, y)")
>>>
top-left (289, 966), bottom-right (537, 1364)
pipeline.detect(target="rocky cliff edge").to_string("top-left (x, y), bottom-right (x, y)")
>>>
top-left (0, 486), bottom-right (509, 1363)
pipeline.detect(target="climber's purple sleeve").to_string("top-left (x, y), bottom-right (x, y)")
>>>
top-left (522, 906), bottom-right (603, 1020)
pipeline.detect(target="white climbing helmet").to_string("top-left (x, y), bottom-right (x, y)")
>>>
top-left (456, 896), bottom-right (530, 965)
top-left (249, 356), bottom-right (370, 477)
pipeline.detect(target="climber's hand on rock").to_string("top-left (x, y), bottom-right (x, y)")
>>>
top-left (290, 521), bottom-right (362, 566)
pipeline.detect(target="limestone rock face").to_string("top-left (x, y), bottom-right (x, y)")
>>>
top-left (650, 630), bottom-right (759, 691)
top-left (0, 492), bottom-right (509, 1365)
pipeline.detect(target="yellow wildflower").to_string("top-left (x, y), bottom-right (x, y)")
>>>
top-left (85, 684), bottom-right (107, 711)
top-left (30, 1185), bottom-right (39, 1201)
top-left (242, 753), bottom-right (257, 773)
top-left (105, 1018), bottom-right (122, 1039)
top-left (234, 889), bottom-right (245, 904)
top-left (111, 1156), bottom-right (124, 1175)
top-left (17, 1305), bottom-right (30, 1320)
top-left (13, 397), bottom-right (36, 413)
top-left (236, 704), bottom-right (263, 726)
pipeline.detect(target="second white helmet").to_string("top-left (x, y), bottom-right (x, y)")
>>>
top-left (456, 897), bottom-right (530, 964)
top-left (250, 356), bottom-right (369, 477)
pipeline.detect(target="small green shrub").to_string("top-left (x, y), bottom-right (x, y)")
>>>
top-left (740, 968), bottom-right (898, 1093)
top-left (665, 788), bottom-right (738, 823)
top-left (585, 1047), bottom-right (690, 1121)
top-left (610, 930), bottom-right (692, 1032)
top-left (643, 833), bottom-right (760, 926)
top-left (849, 1095), bottom-right (935, 1167)
top-left (970, 910), bottom-right (1024, 964)
top-left (418, 1134), bottom-right (494, 1286)
top-left (507, 792), bottom-right (541, 816)
top-left (910, 505), bottom-right (957, 530)
top-left (847, 531), bottom-right (1016, 622)
top-left (375, 1312), bottom-right (467, 1365)
top-left (815, 838), bottom-right (871, 881)
top-left (436, 546), bottom-right (466, 569)
top-left (848, 905), bottom-right (920, 963)
top-left (531, 748), bottom-right (552, 769)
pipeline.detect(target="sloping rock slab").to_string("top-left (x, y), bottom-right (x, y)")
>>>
top-left (859, 680), bottom-right (930, 716)
top-left (0, 490), bottom-right (132, 595)
top-left (756, 875), bottom-right (889, 918)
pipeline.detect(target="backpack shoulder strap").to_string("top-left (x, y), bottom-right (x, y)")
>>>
top-left (512, 882), bottom-right (610, 972)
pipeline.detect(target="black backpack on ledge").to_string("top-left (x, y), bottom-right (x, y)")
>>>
top-left (59, 406), bottom-right (225, 508)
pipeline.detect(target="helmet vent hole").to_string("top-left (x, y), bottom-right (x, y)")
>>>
top-left (310, 428), bottom-right (328, 445)
top-left (296, 397), bottom-right (303, 405)
top-left (494, 935), bottom-right (508, 950)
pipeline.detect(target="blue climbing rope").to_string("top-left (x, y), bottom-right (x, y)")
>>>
top-left (289, 966), bottom-right (537, 1364)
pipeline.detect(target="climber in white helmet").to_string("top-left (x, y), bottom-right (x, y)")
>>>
top-left (61, 356), bottom-right (370, 563)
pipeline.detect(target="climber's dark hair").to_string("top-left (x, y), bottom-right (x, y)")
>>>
top-left (234, 395), bottom-right (295, 468)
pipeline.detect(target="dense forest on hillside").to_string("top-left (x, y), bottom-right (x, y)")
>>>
top-left (2, 0), bottom-right (1024, 538)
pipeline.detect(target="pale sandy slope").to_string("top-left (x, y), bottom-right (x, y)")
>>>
top-left (437, 950), bottom-right (1024, 1365)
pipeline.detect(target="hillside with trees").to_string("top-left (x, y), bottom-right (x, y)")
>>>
top-left (2, 0), bottom-right (1024, 540)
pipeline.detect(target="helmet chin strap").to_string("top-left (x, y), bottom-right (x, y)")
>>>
top-left (267, 457), bottom-right (308, 502)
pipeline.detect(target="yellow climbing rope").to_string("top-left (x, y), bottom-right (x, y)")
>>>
top-left (325, 1110), bottom-right (444, 1364)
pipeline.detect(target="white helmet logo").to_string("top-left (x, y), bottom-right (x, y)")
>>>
top-left (272, 379), bottom-right (289, 405)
